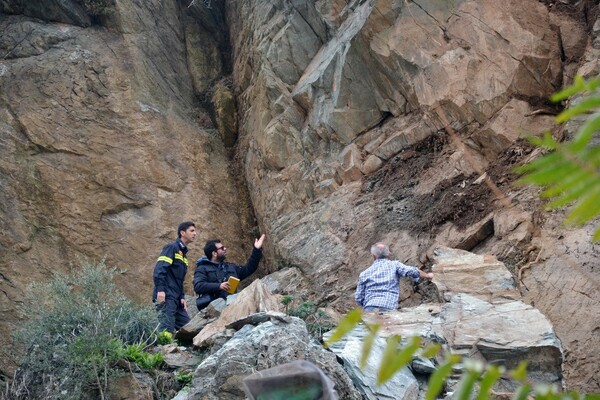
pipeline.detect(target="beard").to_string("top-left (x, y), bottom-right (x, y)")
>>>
top-left (217, 254), bottom-right (227, 262)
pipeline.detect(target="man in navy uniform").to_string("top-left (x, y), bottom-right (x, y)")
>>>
top-left (153, 221), bottom-right (197, 332)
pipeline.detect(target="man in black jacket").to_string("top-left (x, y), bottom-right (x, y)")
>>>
top-left (193, 234), bottom-right (265, 311)
top-left (152, 221), bottom-right (196, 332)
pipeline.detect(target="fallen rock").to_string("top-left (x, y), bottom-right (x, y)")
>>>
top-left (432, 247), bottom-right (520, 302)
top-left (325, 324), bottom-right (419, 400)
top-left (161, 347), bottom-right (204, 369)
top-left (192, 279), bottom-right (281, 348)
top-left (186, 317), bottom-right (362, 400)
top-left (175, 313), bottom-right (215, 343)
top-left (360, 294), bottom-right (563, 389)
top-left (107, 372), bottom-right (155, 400)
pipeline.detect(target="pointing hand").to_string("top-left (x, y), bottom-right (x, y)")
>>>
top-left (254, 234), bottom-right (266, 249)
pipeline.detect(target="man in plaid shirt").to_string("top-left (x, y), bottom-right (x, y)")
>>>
top-left (355, 242), bottom-right (434, 312)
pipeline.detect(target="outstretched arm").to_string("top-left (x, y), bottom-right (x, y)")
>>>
top-left (418, 270), bottom-right (433, 280)
top-left (237, 234), bottom-right (266, 280)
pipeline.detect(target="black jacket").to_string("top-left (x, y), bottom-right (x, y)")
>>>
top-left (152, 238), bottom-right (189, 302)
top-left (193, 247), bottom-right (262, 310)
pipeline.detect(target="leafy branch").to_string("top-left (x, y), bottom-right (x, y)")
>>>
top-left (326, 309), bottom-right (600, 400)
top-left (516, 75), bottom-right (600, 241)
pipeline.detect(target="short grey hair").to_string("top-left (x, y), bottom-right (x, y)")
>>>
top-left (371, 242), bottom-right (390, 259)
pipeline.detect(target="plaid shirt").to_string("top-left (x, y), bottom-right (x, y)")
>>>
top-left (355, 259), bottom-right (421, 310)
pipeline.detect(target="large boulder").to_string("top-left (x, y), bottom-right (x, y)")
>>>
top-left (326, 324), bottom-right (420, 400)
top-left (192, 279), bottom-right (281, 348)
top-left (186, 316), bottom-right (362, 400)
top-left (329, 294), bottom-right (563, 397)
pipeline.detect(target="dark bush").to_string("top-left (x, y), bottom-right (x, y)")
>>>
top-left (2, 261), bottom-right (159, 400)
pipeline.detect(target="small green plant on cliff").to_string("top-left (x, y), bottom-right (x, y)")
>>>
top-left (517, 75), bottom-right (600, 241)
top-left (3, 261), bottom-right (160, 400)
top-left (76, 0), bottom-right (115, 16)
top-left (176, 370), bottom-right (194, 388)
top-left (110, 340), bottom-right (164, 370)
top-left (157, 330), bottom-right (175, 345)
top-left (285, 299), bottom-right (335, 339)
top-left (281, 295), bottom-right (293, 314)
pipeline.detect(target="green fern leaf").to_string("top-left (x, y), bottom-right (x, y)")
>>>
top-left (541, 169), bottom-right (589, 198)
top-left (510, 361), bottom-right (528, 382)
top-left (421, 343), bottom-right (441, 358)
top-left (515, 150), bottom-right (562, 175)
top-left (476, 365), bottom-right (504, 400)
top-left (520, 158), bottom-right (576, 186)
top-left (546, 174), bottom-right (596, 208)
top-left (425, 354), bottom-right (462, 400)
top-left (455, 368), bottom-right (481, 400)
top-left (360, 324), bottom-right (380, 369)
top-left (563, 185), bottom-right (600, 225)
top-left (556, 97), bottom-right (600, 123)
top-left (568, 112), bottom-right (600, 152)
top-left (377, 336), bottom-right (420, 385)
top-left (324, 308), bottom-right (362, 347)
top-left (551, 75), bottom-right (586, 102)
top-left (512, 384), bottom-right (532, 400)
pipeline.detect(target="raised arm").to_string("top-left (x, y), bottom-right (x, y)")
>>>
top-left (237, 234), bottom-right (265, 280)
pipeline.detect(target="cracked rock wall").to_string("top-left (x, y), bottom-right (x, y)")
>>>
top-left (228, 0), bottom-right (599, 392)
top-left (0, 0), bottom-right (255, 377)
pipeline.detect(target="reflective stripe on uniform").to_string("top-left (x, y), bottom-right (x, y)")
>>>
top-left (157, 256), bottom-right (173, 264)
top-left (174, 253), bottom-right (188, 266)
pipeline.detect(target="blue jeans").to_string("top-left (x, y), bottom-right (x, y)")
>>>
top-left (363, 306), bottom-right (393, 312)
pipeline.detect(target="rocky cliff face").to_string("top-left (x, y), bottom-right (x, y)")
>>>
top-left (0, 0), bottom-right (256, 378)
top-left (228, 0), bottom-right (600, 392)
top-left (0, 0), bottom-right (599, 393)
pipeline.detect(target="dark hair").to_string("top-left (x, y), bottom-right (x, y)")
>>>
top-left (204, 239), bottom-right (221, 259)
top-left (177, 221), bottom-right (195, 238)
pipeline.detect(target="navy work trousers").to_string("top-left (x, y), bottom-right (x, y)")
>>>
top-left (156, 297), bottom-right (190, 333)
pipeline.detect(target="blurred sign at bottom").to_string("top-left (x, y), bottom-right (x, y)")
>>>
top-left (242, 360), bottom-right (338, 400)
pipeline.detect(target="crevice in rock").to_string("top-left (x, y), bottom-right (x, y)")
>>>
top-left (182, 0), bottom-right (235, 145)
top-left (0, 272), bottom-right (17, 288)
top-left (455, 218), bottom-right (495, 252)
top-left (410, 0), bottom-right (449, 42)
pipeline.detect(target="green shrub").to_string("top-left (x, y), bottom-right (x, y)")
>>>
top-left (76, 0), bottom-right (115, 16)
top-left (111, 341), bottom-right (164, 370)
top-left (3, 260), bottom-right (160, 400)
top-left (281, 295), bottom-right (293, 314)
top-left (288, 301), bottom-right (315, 320)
